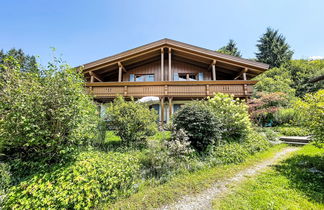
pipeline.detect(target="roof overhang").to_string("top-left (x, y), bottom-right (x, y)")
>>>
top-left (79, 38), bottom-right (269, 77)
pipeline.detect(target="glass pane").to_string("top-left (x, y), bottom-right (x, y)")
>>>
top-left (135, 75), bottom-right (145, 81)
top-left (189, 74), bottom-right (197, 81)
top-left (146, 75), bottom-right (155, 81)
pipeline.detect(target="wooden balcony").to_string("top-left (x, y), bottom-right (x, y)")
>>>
top-left (86, 80), bottom-right (257, 99)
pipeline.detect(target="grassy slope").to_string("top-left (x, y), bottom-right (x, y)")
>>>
top-left (105, 144), bottom-right (287, 210)
top-left (212, 144), bottom-right (324, 210)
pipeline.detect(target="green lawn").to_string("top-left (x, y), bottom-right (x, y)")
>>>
top-left (104, 144), bottom-right (288, 209)
top-left (212, 144), bottom-right (324, 209)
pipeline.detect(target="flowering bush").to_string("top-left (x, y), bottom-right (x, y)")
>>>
top-left (207, 93), bottom-right (252, 142)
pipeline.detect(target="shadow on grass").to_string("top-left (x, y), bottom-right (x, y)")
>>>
top-left (275, 153), bottom-right (324, 204)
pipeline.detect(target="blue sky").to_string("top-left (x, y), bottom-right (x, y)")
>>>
top-left (1, 0), bottom-right (323, 66)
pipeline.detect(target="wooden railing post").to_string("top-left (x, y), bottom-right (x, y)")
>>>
top-left (124, 86), bottom-right (128, 96)
top-left (164, 85), bottom-right (168, 96)
top-left (206, 84), bottom-right (210, 96)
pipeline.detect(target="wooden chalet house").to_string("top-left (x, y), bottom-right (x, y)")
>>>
top-left (81, 39), bottom-right (269, 123)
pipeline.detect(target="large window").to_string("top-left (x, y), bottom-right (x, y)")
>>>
top-left (135, 74), bottom-right (155, 82)
top-left (178, 73), bottom-right (198, 81)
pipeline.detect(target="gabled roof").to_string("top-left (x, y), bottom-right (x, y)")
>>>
top-left (81, 38), bottom-right (269, 74)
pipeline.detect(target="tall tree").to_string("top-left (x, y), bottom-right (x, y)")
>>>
top-left (217, 39), bottom-right (242, 57)
top-left (256, 28), bottom-right (293, 68)
top-left (0, 48), bottom-right (38, 73)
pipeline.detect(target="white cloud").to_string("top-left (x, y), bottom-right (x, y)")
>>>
top-left (308, 56), bottom-right (324, 60)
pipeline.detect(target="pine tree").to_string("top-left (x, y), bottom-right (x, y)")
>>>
top-left (256, 28), bottom-right (293, 68)
top-left (217, 39), bottom-right (242, 57)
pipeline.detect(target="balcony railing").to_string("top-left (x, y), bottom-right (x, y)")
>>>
top-left (86, 80), bottom-right (257, 98)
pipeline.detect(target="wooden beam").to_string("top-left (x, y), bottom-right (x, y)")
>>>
top-left (168, 48), bottom-right (172, 81)
top-left (161, 48), bottom-right (164, 81)
top-left (212, 60), bottom-right (216, 81)
top-left (89, 71), bottom-right (103, 82)
top-left (118, 62), bottom-right (126, 72)
top-left (234, 68), bottom-right (248, 80)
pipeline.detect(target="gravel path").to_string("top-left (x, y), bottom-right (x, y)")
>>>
top-left (159, 147), bottom-right (299, 210)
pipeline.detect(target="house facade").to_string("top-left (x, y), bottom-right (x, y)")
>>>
top-left (81, 39), bottom-right (269, 123)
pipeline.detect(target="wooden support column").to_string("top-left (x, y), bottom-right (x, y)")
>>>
top-left (160, 97), bottom-right (165, 125)
top-left (168, 97), bottom-right (173, 120)
top-left (89, 75), bottom-right (94, 91)
top-left (243, 72), bottom-right (247, 80)
top-left (118, 63), bottom-right (122, 82)
top-left (168, 48), bottom-right (172, 81)
top-left (234, 68), bottom-right (248, 80)
top-left (161, 48), bottom-right (164, 81)
top-left (212, 60), bottom-right (216, 81)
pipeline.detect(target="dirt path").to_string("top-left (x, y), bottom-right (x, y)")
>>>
top-left (159, 147), bottom-right (299, 210)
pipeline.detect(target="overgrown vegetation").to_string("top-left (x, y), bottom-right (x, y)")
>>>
top-left (3, 151), bottom-right (140, 209)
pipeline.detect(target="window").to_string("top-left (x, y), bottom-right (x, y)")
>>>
top-left (134, 74), bottom-right (155, 82)
top-left (178, 73), bottom-right (198, 81)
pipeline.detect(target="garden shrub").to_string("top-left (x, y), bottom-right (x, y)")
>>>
top-left (274, 126), bottom-right (310, 136)
top-left (209, 131), bottom-right (270, 165)
top-left (0, 162), bottom-right (11, 198)
top-left (207, 93), bottom-right (251, 141)
top-left (242, 131), bottom-right (271, 155)
top-left (294, 90), bottom-right (324, 144)
top-left (106, 96), bottom-right (158, 145)
top-left (173, 101), bottom-right (222, 152)
top-left (0, 57), bottom-right (99, 162)
top-left (141, 129), bottom-right (194, 179)
top-left (249, 92), bottom-right (291, 126)
top-left (273, 108), bottom-right (297, 126)
top-left (254, 127), bottom-right (280, 141)
top-left (3, 151), bottom-right (140, 209)
top-left (212, 143), bottom-right (249, 164)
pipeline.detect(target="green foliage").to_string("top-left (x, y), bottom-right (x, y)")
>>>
top-left (294, 90), bottom-right (324, 144)
top-left (141, 129), bottom-right (194, 179)
top-left (211, 131), bottom-right (270, 164)
top-left (254, 127), bottom-right (280, 142)
top-left (106, 96), bottom-right (158, 145)
top-left (207, 93), bottom-right (252, 142)
top-left (256, 27), bottom-right (293, 68)
top-left (212, 143), bottom-right (249, 164)
top-left (273, 108), bottom-right (297, 125)
top-left (253, 59), bottom-right (324, 97)
top-left (3, 151), bottom-right (140, 209)
top-left (0, 162), bottom-right (11, 197)
top-left (0, 48), bottom-right (38, 73)
top-left (274, 126), bottom-right (310, 136)
top-left (0, 56), bottom-right (99, 162)
top-left (217, 39), bottom-right (242, 57)
top-left (173, 101), bottom-right (222, 152)
top-left (242, 131), bottom-right (271, 154)
top-left (286, 59), bottom-right (324, 97)
top-left (253, 67), bottom-right (296, 97)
